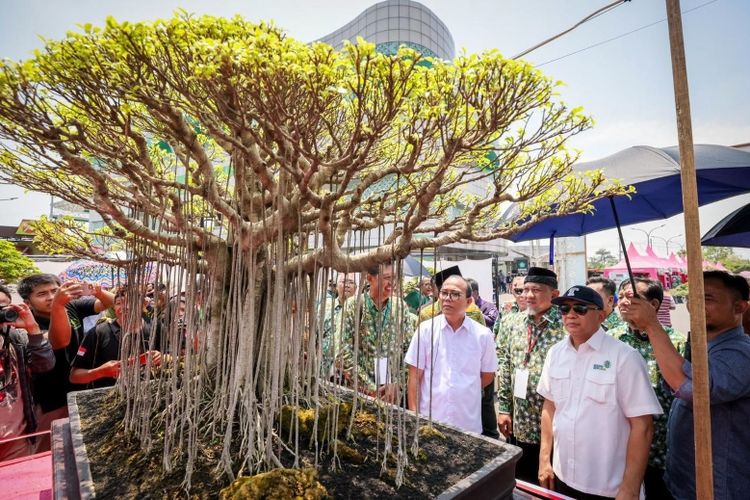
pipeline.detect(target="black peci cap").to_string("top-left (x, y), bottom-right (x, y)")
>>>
top-left (524, 267), bottom-right (558, 289)
top-left (434, 266), bottom-right (462, 290)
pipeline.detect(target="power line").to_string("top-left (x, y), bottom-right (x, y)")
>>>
top-left (535, 0), bottom-right (720, 67)
top-left (513, 0), bottom-right (630, 60)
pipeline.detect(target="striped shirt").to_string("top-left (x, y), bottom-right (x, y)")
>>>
top-left (656, 294), bottom-right (674, 327)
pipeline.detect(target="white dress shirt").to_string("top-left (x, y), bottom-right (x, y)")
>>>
top-left (537, 328), bottom-right (662, 498)
top-left (405, 314), bottom-right (497, 433)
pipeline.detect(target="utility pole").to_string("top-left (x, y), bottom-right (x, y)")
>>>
top-left (665, 1), bottom-right (713, 497)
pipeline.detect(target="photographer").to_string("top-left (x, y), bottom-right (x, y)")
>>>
top-left (0, 295), bottom-right (55, 461)
top-left (71, 287), bottom-right (162, 388)
top-left (18, 274), bottom-right (115, 449)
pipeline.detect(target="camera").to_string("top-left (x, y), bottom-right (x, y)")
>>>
top-left (0, 305), bottom-right (18, 324)
top-left (79, 282), bottom-right (95, 296)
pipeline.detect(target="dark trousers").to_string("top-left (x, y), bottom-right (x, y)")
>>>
top-left (481, 385), bottom-right (500, 439)
top-left (511, 439), bottom-right (540, 483)
top-left (555, 475), bottom-right (615, 500)
top-left (644, 465), bottom-right (673, 500)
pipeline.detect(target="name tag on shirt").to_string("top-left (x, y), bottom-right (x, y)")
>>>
top-left (375, 357), bottom-right (389, 385)
top-left (514, 368), bottom-right (529, 400)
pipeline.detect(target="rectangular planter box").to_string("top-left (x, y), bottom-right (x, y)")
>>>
top-left (54, 387), bottom-right (522, 499)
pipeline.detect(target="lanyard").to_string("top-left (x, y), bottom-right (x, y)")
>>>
top-left (524, 322), bottom-right (539, 367)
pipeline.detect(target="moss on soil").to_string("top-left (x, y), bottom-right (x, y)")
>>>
top-left (220, 468), bottom-right (329, 499)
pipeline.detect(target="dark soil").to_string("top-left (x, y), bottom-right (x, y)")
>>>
top-left (77, 389), bottom-right (510, 499)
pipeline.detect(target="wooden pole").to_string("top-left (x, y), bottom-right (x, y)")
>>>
top-left (665, 1), bottom-right (713, 498)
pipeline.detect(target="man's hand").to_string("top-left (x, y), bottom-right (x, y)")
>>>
top-left (377, 383), bottom-right (399, 404)
top-left (619, 296), bottom-right (659, 332)
top-left (497, 413), bottom-right (512, 438)
top-left (538, 460), bottom-right (555, 490)
top-left (98, 360), bottom-right (121, 379)
top-left (53, 281), bottom-right (84, 308)
top-left (615, 487), bottom-right (639, 500)
top-left (4, 303), bottom-right (41, 334)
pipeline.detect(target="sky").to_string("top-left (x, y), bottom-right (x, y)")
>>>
top-left (0, 0), bottom-right (748, 258)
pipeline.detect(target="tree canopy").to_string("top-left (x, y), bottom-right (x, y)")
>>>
top-left (587, 247), bottom-right (618, 269)
top-left (0, 13), bottom-right (626, 490)
top-left (0, 14), bottom-right (621, 271)
top-left (0, 240), bottom-right (39, 283)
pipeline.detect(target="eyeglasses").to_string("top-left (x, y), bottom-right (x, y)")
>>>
top-left (439, 290), bottom-right (465, 301)
top-left (559, 304), bottom-right (600, 316)
top-left (513, 288), bottom-right (524, 295)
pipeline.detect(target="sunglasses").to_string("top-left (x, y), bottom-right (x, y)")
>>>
top-left (559, 304), bottom-right (600, 316)
top-left (513, 288), bottom-right (524, 295)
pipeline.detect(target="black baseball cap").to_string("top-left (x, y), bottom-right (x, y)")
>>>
top-left (552, 285), bottom-right (604, 309)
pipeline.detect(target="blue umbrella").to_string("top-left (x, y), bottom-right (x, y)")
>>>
top-left (402, 254), bottom-right (431, 277)
top-left (701, 202), bottom-right (750, 248)
top-left (506, 144), bottom-right (750, 242)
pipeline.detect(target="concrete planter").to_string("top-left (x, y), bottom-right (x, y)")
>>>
top-left (53, 387), bottom-right (521, 499)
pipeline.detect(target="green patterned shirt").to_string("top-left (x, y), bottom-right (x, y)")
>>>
top-left (338, 293), bottom-right (416, 392)
top-left (602, 311), bottom-right (626, 333)
top-left (320, 297), bottom-right (345, 376)
top-left (610, 324), bottom-right (687, 469)
top-left (496, 306), bottom-right (566, 444)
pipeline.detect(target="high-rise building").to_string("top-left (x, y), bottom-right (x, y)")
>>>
top-left (318, 0), bottom-right (455, 60)
top-left (318, 1), bottom-right (509, 295)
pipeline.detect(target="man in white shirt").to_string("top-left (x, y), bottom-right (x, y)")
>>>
top-left (537, 285), bottom-right (661, 499)
top-left (405, 275), bottom-right (497, 434)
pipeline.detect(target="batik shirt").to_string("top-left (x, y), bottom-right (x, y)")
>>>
top-left (338, 293), bottom-right (416, 392)
top-left (320, 297), bottom-right (345, 377)
top-left (602, 311), bottom-right (626, 333)
top-left (496, 306), bottom-right (565, 444)
top-left (610, 324), bottom-right (686, 469)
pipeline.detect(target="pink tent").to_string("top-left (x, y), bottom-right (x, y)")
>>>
top-left (645, 245), bottom-right (675, 269)
top-left (703, 260), bottom-right (728, 271)
top-left (626, 242), bottom-right (641, 258)
top-left (604, 251), bottom-right (670, 281)
top-left (668, 252), bottom-right (685, 270)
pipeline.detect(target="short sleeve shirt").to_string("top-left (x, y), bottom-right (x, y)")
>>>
top-left (33, 297), bottom-right (97, 412)
top-left (72, 320), bottom-right (157, 389)
top-left (338, 294), bottom-right (416, 392)
top-left (537, 328), bottom-right (662, 498)
top-left (71, 321), bottom-right (121, 388)
top-left (405, 315), bottom-right (497, 433)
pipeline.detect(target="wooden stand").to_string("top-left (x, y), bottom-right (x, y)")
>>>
top-left (665, 1), bottom-right (714, 498)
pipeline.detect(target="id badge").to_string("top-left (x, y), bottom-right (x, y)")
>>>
top-left (375, 357), bottom-right (389, 385)
top-left (513, 368), bottom-right (529, 400)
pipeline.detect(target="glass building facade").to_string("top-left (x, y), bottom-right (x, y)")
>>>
top-left (317, 0), bottom-right (455, 60)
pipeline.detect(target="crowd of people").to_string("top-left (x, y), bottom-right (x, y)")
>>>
top-left (0, 274), bottom-right (185, 461)
top-left (2, 263), bottom-right (749, 499)
top-left (322, 264), bottom-right (750, 500)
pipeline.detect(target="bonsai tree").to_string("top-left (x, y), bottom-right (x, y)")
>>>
top-left (0, 14), bottom-right (623, 490)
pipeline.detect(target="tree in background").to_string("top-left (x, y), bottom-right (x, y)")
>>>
top-left (0, 240), bottom-right (39, 283)
top-left (587, 247), bottom-right (618, 269)
top-left (703, 246), bottom-right (750, 273)
top-left (0, 14), bottom-right (626, 489)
